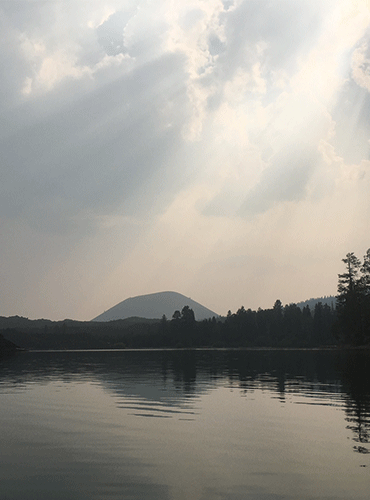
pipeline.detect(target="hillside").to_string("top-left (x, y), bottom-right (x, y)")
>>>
top-left (92, 291), bottom-right (219, 322)
top-left (296, 296), bottom-right (336, 310)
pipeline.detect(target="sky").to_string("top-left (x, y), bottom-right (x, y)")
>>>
top-left (1, 0), bottom-right (370, 321)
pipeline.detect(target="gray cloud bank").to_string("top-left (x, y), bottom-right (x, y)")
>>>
top-left (0, 0), bottom-right (335, 231)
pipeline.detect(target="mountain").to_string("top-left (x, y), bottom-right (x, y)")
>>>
top-left (296, 296), bottom-right (336, 310)
top-left (92, 291), bottom-right (219, 322)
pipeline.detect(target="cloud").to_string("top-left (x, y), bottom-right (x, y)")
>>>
top-left (1, 0), bottom-right (370, 319)
top-left (239, 143), bottom-right (320, 216)
top-left (199, 1), bottom-right (370, 219)
top-left (96, 10), bottom-right (131, 56)
top-left (1, 51), bottom-right (189, 233)
top-left (351, 39), bottom-right (370, 92)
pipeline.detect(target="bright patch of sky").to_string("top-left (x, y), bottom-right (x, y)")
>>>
top-left (1, 0), bottom-right (370, 319)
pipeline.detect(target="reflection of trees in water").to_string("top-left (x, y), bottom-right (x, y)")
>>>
top-left (2, 348), bottom-right (370, 452)
top-left (164, 350), bottom-right (197, 394)
top-left (0, 349), bottom-right (347, 393)
top-left (339, 351), bottom-right (370, 455)
top-left (346, 400), bottom-right (370, 454)
top-left (223, 350), bottom-right (342, 399)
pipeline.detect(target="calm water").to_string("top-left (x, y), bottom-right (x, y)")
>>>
top-left (0, 349), bottom-right (369, 500)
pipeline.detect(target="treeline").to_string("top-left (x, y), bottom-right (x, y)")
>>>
top-left (0, 301), bottom-right (337, 350)
top-left (1, 249), bottom-right (369, 350)
top-left (164, 248), bottom-right (370, 348)
top-left (0, 317), bottom-right (161, 351)
top-left (150, 301), bottom-right (337, 348)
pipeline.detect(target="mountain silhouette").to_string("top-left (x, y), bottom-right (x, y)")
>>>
top-left (92, 291), bottom-right (218, 322)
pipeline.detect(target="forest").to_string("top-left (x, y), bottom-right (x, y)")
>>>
top-left (1, 249), bottom-right (370, 351)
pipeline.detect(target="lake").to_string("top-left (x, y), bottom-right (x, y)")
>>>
top-left (0, 349), bottom-right (369, 500)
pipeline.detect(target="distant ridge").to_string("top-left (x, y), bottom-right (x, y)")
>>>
top-left (296, 296), bottom-right (336, 310)
top-left (92, 291), bottom-right (219, 322)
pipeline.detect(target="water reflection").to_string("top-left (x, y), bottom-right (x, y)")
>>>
top-left (340, 351), bottom-right (370, 455)
top-left (1, 349), bottom-right (370, 453)
top-left (1, 349), bottom-right (370, 500)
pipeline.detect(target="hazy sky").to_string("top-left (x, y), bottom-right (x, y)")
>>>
top-left (1, 0), bottom-right (370, 320)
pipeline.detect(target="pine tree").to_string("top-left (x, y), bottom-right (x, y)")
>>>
top-left (360, 249), bottom-right (370, 342)
top-left (336, 252), bottom-right (363, 345)
top-left (360, 249), bottom-right (370, 292)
